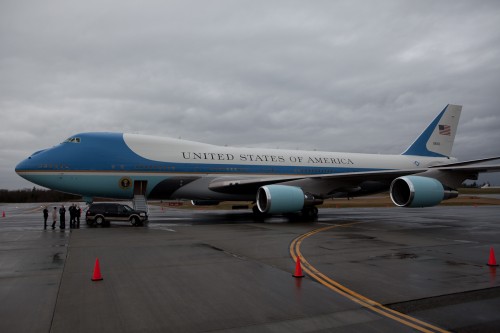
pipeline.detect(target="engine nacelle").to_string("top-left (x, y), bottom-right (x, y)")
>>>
top-left (256, 185), bottom-right (322, 214)
top-left (390, 176), bottom-right (458, 207)
top-left (257, 185), bottom-right (304, 213)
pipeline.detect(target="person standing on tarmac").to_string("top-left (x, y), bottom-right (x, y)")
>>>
top-left (43, 206), bottom-right (48, 229)
top-left (76, 205), bottom-right (81, 228)
top-left (69, 204), bottom-right (75, 228)
top-left (59, 205), bottom-right (66, 229)
top-left (52, 207), bottom-right (57, 229)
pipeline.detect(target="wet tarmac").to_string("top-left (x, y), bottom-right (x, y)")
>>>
top-left (0, 203), bottom-right (499, 332)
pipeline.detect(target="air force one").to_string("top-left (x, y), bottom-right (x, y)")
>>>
top-left (15, 105), bottom-right (500, 218)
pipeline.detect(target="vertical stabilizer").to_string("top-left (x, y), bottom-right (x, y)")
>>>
top-left (402, 104), bottom-right (462, 157)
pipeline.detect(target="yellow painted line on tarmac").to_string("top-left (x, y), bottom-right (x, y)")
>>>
top-left (290, 224), bottom-right (450, 333)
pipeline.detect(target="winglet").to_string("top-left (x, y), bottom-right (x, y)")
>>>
top-left (402, 104), bottom-right (462, 157)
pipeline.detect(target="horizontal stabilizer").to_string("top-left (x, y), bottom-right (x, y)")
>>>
top-left (429, 156), bottom-right (500, 168)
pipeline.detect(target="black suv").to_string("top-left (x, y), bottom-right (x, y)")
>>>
top-left (86, 203), bottom-right (148, 227)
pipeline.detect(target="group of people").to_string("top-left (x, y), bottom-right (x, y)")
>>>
top-left (42, 204), bottom-right (82, 229)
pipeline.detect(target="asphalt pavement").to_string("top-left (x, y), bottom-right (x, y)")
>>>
top-left (0, 203), bottom-right (499, 332)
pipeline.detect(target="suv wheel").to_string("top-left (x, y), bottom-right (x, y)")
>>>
top-left (130, 216), bottom-right (140, 226)
top-left (95, 216), bottom-right (105, 226)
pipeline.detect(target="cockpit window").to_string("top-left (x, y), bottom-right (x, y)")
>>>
top-left (63, 137), bottom-right (81, 143)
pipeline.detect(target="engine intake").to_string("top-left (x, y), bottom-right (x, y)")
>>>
top-left (390, 176), bottom-right (458, 207)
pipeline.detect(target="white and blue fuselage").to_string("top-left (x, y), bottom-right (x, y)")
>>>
top-left (19, 104), bottom-right (497, 214)
top-left (15, 132), bottom-right (451, 200)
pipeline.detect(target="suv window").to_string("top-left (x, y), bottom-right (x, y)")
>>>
top-left (118, 205), bottom-right (131, 214)
top-left (92, 205), bottom-right (105, 213)
top-left (106, 205), bottom-right (118, 214)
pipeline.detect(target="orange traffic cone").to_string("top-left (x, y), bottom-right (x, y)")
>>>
top-left (292, 256), bottom-right (305, 278)
top-left (91, 258), bottom-right (104, 281)
top-left (487, 247), bottom-right (499, 267)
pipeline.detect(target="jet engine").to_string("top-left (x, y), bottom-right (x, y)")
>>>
top-left (256, 185), bottom-right (322, 214)
top-left (390, 176), bottom-right (458, 207)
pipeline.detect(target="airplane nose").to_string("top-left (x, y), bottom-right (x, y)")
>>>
top-left (15, 149), bottom-right (48, 178)
top-left (15, 158), bottom-right (33, 179)
top-left (15, 160), bottom-right (23, 172)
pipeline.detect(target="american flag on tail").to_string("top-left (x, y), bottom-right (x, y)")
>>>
top-left (439, 124), bottom-right (451, 136)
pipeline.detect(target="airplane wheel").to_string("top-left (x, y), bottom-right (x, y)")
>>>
top-left (252, 205), bottom-right (267, 221)
top-left (302, 207), bottom-right (318, 220)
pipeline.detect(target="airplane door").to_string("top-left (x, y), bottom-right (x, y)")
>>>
top-left (134, 181), bottom-right (148, 196)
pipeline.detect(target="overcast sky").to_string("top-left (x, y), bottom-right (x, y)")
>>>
top-left (1, 0), bottom-right (500, 190)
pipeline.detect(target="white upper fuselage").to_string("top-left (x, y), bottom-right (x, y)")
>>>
top-left (124, 133), bottom-right (450, 171)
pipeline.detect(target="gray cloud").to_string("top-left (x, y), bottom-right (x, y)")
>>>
top-left (2, 0), bottom-right (500, 189)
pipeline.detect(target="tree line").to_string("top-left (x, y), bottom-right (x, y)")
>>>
top-left (0, 187), bottom-right (81, 203)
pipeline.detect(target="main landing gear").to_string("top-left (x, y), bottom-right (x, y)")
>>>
top-left (251, 205), bottom-right (319, 221)
top-left (301, 206), bottom-right (319, 219)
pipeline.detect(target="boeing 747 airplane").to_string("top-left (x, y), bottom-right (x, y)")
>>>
top-left (15, 105), bottom-right (500, 219)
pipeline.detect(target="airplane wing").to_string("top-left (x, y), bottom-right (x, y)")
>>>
top-left (208, 174), bottom-right (310, 194)
top-left (209, 158), bottom-right (500, 196)
top-left (208, 168), bottom-right (427, 195)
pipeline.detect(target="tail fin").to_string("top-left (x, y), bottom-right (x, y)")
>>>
top-left (402, 104), bottom-right (462, 157)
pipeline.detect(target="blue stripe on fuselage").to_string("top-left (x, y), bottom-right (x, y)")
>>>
top-left (20, 132), bottom-right (387, 176)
